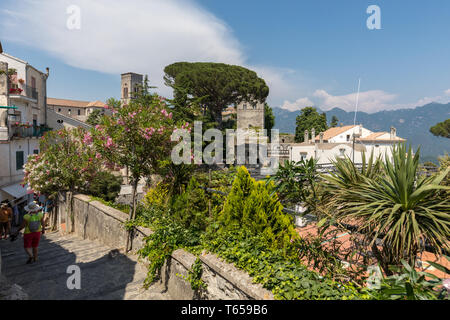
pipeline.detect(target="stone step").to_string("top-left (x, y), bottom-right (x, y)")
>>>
top-left (0, 231), bottom-right (171, 300)
top-left (1, 238), bottom-right (104, 263)
top-left (3, 243), bottom-right (111, 273)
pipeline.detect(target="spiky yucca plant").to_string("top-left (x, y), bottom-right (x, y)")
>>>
top-left (322, 145), bottom-right (450, 275)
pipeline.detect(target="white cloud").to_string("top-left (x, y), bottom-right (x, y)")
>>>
top-left (0, 0), bottom-right (292, 99)
top-left (281, 88), bottom-right (450, 113)
top-left (1, 1), bottom-right (447, 113)
top-left (281, 97), bottom-right (314, 112)
top-left (281, 89), bottom-right (398, 113)
top-left (314, 89), bottom-right (402, 113)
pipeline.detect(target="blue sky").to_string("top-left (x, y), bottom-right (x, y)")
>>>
top-left (1, 0), bottom-right (449, 113)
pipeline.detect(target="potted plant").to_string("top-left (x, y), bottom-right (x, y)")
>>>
top-left (9, 88), bottom-right (23, 94)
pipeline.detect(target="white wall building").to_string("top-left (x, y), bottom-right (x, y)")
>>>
top-left (289, 125), bottom-right (406, 165)
top-left (0, 50), bottom-right (49, 205)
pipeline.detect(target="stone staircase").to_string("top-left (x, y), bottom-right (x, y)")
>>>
top-left (0, 232), bottom-right (170, 300)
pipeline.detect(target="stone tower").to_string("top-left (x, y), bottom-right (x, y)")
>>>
top-left (121, 72), bottom-right (143, 105)
top-left (236, 99), bottom-right (265, 131)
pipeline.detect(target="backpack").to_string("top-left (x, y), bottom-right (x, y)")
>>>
top-left (27, 213), bottom-right (42, 233)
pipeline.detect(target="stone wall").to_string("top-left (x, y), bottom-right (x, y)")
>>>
top-left (58, 193), bottom-right (274, 300)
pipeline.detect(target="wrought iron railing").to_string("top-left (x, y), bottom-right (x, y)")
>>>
top-left (10, 125), bottom-right (51, 138)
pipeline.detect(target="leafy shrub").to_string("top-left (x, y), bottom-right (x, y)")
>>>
top-left (84, 171), bottom-right (122, 202)
top-left (171, 177), bottom-right (211, 231)
top-left (322, 144), bottom-right (450, 275)
top-left (203, 228), bottom-right (368, 300)
top-left (138, 212), bottom-right (203, 287)
top-left (143, 182), bottom-right (170, 209)
top-left (368, 257), bottom-right (450, 300)
top-left (217, 166), bottom-right (297, 249)
top-left (268, 158), bottom-right (319, 208)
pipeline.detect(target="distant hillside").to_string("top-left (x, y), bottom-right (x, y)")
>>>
top-left (273, 102), bottom-right (450, 163)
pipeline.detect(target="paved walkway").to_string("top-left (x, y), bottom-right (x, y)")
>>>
top-left (0, 232), bottom-right (170, 300)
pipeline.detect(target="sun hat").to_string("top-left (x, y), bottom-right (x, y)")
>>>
top-left (24, 201), bottom-right (42, 212)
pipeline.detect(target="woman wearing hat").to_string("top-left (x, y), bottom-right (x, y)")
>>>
top-left (14, 201), bottom-right (46, 264)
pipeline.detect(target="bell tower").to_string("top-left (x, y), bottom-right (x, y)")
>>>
top-left (236, 99), bottom-right (265, 131)
top-left (121, 72), bottom-right (143, 105)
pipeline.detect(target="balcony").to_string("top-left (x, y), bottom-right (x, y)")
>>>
top-left (9, 85), bottom-right (38, 102)
top-left (10, 125), bottom-right (52, 139)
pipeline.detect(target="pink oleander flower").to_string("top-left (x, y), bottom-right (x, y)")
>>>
top-left (95, 153), bottom-right (101, 159)
top-left (106, 137), bottom-right (114, 148)
top-left (83, 132), bottom-right (93, 145)
top-left (129, 111), bottom-right (137, 119)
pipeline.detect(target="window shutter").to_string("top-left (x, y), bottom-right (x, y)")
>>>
top-left (16, 151), bottom-right (24, 170)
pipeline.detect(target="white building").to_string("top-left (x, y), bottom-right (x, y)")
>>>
top-left (288, 125), bottom-right (406, 165)
top-left (0, 49), bottom-right (49, 205)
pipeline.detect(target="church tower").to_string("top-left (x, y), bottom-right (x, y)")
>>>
top-left (121, 72), bottom-right (143, 105)
top-left (236, 99), bottom-right (265, 131)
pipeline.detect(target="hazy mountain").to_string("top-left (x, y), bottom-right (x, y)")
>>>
top-left (273, 102), bottom-right (450, 163)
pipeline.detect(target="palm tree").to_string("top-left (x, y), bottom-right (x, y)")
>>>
top-left (321, 145), bottom-right (450, 275)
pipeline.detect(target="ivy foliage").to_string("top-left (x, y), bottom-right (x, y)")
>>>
top-left (203, 228), bottom-right (367, 300)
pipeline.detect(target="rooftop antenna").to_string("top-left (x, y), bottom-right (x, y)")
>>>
top-left (353, 78), bottom-right (361, 126)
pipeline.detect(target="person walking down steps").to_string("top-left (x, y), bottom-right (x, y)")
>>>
top-left (0, 202), bottom-right (12, 239)
top-left (13, 201), bottom-right (47, 264)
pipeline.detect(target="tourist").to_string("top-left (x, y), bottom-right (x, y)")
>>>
top-left (12, 199), bottom-right (20, 227)
top-left (13, 201), bottom-right (46, 264)
top-left (0, 202), bottom-right (12, 239)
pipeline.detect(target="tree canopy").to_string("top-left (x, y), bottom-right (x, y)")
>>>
top-left (330, 115), bottom-right (339, 128)
top-left (86, 109), bottom-right (104, 126)
top-left (264, 103), bottom-right (275, 132)
top-left (294, 107), bottom-right (328, 142)
top-left (430, 119), bottom-right (450, 138)
top-left (164, 62), bottom-right (269, 129)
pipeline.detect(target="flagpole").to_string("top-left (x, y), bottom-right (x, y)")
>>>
top-left (353, 78), bottom-right (361, 163)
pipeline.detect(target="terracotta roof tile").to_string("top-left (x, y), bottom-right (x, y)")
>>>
top-left (47, 98), bottom-right (105, 109)
top-left (47, 98), bottom-right (90, 108)
top-left (314, 125), bottom-right (357, 141)
top-left (87, 100), bottom-right (106, 108)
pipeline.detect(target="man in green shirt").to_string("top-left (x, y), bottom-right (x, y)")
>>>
top-left (14, 201), bottom-right (47, 264)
